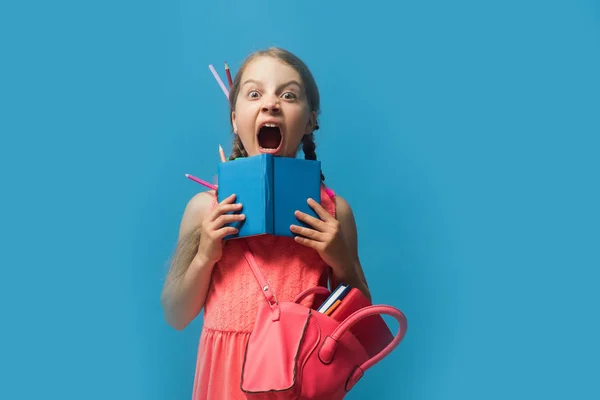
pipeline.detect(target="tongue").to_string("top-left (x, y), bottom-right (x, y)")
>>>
top-left (259, 127), bottom-right (281, 149)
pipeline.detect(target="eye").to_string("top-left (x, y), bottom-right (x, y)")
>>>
top-left (247, 90), bottom-right (261, 99)
top-left (282, 92), bottom-right (297, 100)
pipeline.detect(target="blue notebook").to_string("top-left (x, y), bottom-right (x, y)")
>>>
top-left (217, 154), bottom-right (322, 239)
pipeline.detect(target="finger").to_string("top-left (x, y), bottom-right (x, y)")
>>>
top-left (209, 202), bottom-right (243, 221)
top-left (214, 226), bottom-right (239, 240)
top-left (307, 198), bottom-right (334, 222)
top-left (293, 235), bottom-right (321, 250)
top-left (219, 193), bottom-right (237, 205)
top-left (294, 210), bottom-right (328, 232)
top-left (290, 224), bottom-right (325, 241)
top-left (213, 213), bottom-right (245, 228)
top-left (208, 194), bottom-right (237, 221)
top-left (216, 203), bottom-right (243, 216)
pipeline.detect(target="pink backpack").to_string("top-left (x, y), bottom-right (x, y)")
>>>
top-left (239, 240), bottom-right (408, 399)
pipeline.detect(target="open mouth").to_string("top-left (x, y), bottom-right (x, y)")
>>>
top-left (257, 124), bottom-right (283, 153)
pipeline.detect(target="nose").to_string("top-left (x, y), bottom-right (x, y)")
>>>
top-left (261, 95), bottom-right (280, 113)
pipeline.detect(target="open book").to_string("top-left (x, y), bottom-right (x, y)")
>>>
top-left (217, 154), bottom-right (322, 239)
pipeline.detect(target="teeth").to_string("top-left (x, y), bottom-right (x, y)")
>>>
top-left (263, 123), bottom-right (278, 128)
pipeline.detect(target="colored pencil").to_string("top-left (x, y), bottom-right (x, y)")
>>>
top-left (208, 64), bottom-right (229, 99)
top-left (219, 144), bottom-right (227, 162)
top-left (185, 173), bottom-right (217, 190)
top-left (224, 62), bottom-right (233, 87)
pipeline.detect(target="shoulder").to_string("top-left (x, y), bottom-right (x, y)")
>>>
top-left (333, 194), bottom-right (359, 237)
top-left (333, 194), bottom-right (360, 257)
top-left (178, 190), bottom-right (215, 238)
top-left (334, 194), bottom-right (355, 223)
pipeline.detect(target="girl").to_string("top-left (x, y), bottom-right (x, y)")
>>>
top-left (161, 47), bottom-right (371, 399)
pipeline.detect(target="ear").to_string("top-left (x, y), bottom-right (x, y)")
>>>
top-left (305, 111), bottom-right (317, 134)
top-left (231, 111), bottom-right (238, 134)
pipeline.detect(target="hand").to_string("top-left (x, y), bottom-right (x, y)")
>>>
top-left (197, 194), bottom-right (245, 265)
top-left (290, 198), bottom-right (353, 275)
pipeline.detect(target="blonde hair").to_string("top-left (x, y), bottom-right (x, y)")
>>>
top-left (227, 47), bottom-right (324, 181)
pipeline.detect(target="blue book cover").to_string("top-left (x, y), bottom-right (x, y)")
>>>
top-left (273, 156), bottom-right (321, 236)
top-left (217, 154), bottom-right (321, 239)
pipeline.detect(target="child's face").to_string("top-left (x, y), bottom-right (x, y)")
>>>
top-left (232, 56), bottom-right (316, 158)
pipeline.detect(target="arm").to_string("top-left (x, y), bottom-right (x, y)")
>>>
top-left (160, 192), bottom-right (215, 330)
top-left (330, 195), bottom-right (371, 302)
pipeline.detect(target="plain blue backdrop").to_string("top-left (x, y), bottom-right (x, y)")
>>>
top-left (1, 0), bottom-right (599, 399)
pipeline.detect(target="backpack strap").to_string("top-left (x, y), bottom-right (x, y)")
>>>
top-left (240, 239), bottom-right (281, 320)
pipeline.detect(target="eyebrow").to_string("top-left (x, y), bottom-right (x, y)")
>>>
top-left (241, 79), bottom-right (303, 90)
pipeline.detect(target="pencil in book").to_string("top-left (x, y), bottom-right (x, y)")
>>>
top-left (224, 62), bottom-right (233, 87)
top-left (318, 283), bottom-right (350, 313)
top-left (324, 299), bottom-right (341, 316)
top-left (323, 285), bottom-right (351, 314)
top-left (185, 173), bottom-right (217, 190)
top-left (219, 144), bottom-right (227, 162)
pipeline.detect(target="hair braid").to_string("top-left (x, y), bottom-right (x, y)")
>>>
top-left (302, 132), bottom-right (325, 182)
top-left (229, 135), bottom-right (248, 160)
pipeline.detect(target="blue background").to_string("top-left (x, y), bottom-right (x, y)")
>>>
top-left (1, 0), bottom-right (598, 399)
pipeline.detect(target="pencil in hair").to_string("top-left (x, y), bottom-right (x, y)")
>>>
top-left (208, 64), bottom-right (229, 99)
top-left (224, 62), bottom-right (233, 87)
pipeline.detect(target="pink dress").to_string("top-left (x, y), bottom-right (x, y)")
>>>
top-left (192, 185), bottom-right (336, 399)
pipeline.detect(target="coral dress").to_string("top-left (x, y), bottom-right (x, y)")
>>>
top-left (192, 185), bottom-right (336, 399)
